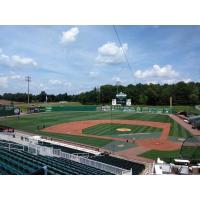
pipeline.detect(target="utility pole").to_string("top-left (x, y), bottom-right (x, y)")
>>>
top-left (25, 76), bottom-right (31, 105)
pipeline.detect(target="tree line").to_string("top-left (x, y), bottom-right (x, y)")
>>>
top-left (0, 81), bottom-right (200, 106)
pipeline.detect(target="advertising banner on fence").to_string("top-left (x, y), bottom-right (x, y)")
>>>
top-left (112, 99), bottom-right (116, 106)
top-left (126, 99), bottom-right (131, 106)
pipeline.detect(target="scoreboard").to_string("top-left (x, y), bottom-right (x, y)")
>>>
top-left (116, 92), bottom-right (127, 106)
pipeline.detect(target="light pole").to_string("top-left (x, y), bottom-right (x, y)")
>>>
top-left (25, 76), bottom-right (31, 105)
top-left (98, 86), bottom-right (101, 105)
top-left (116, 81), bottom-right (121, 94)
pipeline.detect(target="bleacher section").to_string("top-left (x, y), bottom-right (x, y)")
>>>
top-left (38, 141), bottom-right (145, 175)
top-left (0, 139), bottom-right (112, 175)
top-left (37, 140), bottom-right (145, 175)
top-left (91, 154), bottom-right (145, 175)
top-left (38, 141), bottom-right (92, 156)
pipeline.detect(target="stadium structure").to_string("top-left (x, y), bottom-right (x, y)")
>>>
top-left (0, 127), bottom-right (145, 175)
top-left (0, 98), bottom-right (200, 175)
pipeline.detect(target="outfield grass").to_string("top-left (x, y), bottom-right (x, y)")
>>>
top-left (173, 105), bottom-right (200, 114)
top-left (38, 131), bottom-right (112, 147)
top-left (0, 111), bottom-right (192, 147)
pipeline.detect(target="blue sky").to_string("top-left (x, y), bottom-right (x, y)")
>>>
top-left (0, 25), bottom-right (199, 95)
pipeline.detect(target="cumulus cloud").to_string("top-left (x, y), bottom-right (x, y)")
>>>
top-left (60, 27), bottom-right (79, 44)
top-left (134, 64), bottom-right (179, 79)
top-left (96, 42), bottom-right (128, 65)
top-left (49, 79), bottom-right (72, 87)
top-left (0, 49), bottom-right (37, 67)
top-left (49, 79), bottom-right (62, 85)
top-left (0, 74), bottom-right (23, 88)
top-left (162, 78), bottom-right (192, 84)
top-left (112, 76), bottom-right (123, 84)
top-left (182, 78), bottom-right (192, 83)
top-left (89, 71), bottom-right (99, 78)
top-left (0, 76), bottom-right (8, 88)
top-left (11, 55), bottom-right (37, 67)
top-left (10, 75), bottom-right (23, 80)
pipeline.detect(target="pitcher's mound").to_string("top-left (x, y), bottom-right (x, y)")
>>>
top-left (116, 128), bottom-right (131, 132)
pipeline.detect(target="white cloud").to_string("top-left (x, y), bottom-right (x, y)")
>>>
top-left (147, 81), bottom-right (158, 85)
top-left (49, 79), bottom-right (62, 85)
top-left (96, 42), bottom-right (128, 65)
top-left (89, 71), bottom-right (99, 78)
top-left (10, 75), bottom-right (23, 80)
top-left (49, 79), bottom-right (72, 87)
top-left (134, 64), bottom-right (179, 79)
top-left (11, 55), bottom-right (37, 67)
top-left (64, 82), bottom-right (72, 87)
top-left (60, 27), bottom-right (79, 44)
top-left (162, 78), bottom-right (192, 84)
top-left (112, 76), bottom-right (123, 84)
top-left (182, 78), bottom-right (192, 83)
top-left (39, 83), bottom-right (44, 87)
top-left (0, 49), bottom-right (37, 67)
top-left (0, 76), bottom-right (8, 88)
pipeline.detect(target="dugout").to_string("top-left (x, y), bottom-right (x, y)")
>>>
top-left (27, 106), bottom-right (46, 113)
top-left (0, 125), bottom-right (14, 133)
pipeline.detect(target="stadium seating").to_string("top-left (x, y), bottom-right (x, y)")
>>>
top-left (0, 139), bottom-right (112, 175)
top-left (37, 141), bottom-right (145, 174)
top-left (38, 141), bottom-right (93, 156)
top-left (90, 154), bottom-right (145, 175)
top-left (0, 139), bottom-right (145, 175)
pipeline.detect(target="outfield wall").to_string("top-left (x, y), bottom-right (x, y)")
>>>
top-left (0, 105), bottom-right (20, 117)
top-left (99, 105), bottom-right (174, 114)
top-left (45, 105), bottom-right (97, 112)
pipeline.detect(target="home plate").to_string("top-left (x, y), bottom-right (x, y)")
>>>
top-left (117, 144), bottom-right (125, 147)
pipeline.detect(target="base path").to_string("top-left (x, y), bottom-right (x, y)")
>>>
top-left (43, 119), bottom-right (180, 150)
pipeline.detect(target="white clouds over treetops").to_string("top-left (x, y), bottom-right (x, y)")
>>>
top-left (134, 64), bottom-right (179, 79)
top-left (49, 79), bottom-right (72, 87)
top-left (89, 71), bottom-right (99, 78)
top-left (112, 76), bottom-right (124, 84)
top-left (60, 27), bottom-right (79, 45)
top-left (0, 74), bottom-right (23, 88)
top-left (0, 49), bottom-right (37, 67)
top-left (96, 42), bottom-right (128, 65)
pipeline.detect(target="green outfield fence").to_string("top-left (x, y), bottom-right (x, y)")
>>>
top-left (45, 105), bottom-right (97, 112)
top-left (99, 105), bottom-right (174, 114)
top-left (0, 105), bottom-right (20, 117)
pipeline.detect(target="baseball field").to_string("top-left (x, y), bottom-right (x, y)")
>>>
top-left (0, 110), bottom-right (193, 161)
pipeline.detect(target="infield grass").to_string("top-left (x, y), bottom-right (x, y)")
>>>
top-left (83, 123), bottom-right (162, 136)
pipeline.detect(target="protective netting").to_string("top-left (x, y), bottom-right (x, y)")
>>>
top-left (180, 135), bottom-right (200, 160)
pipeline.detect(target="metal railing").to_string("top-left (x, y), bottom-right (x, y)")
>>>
top-left (0, 133), bottom-right (132, 175)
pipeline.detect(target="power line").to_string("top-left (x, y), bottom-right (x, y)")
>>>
top-left (113, 25), bottom-right (133, 75)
